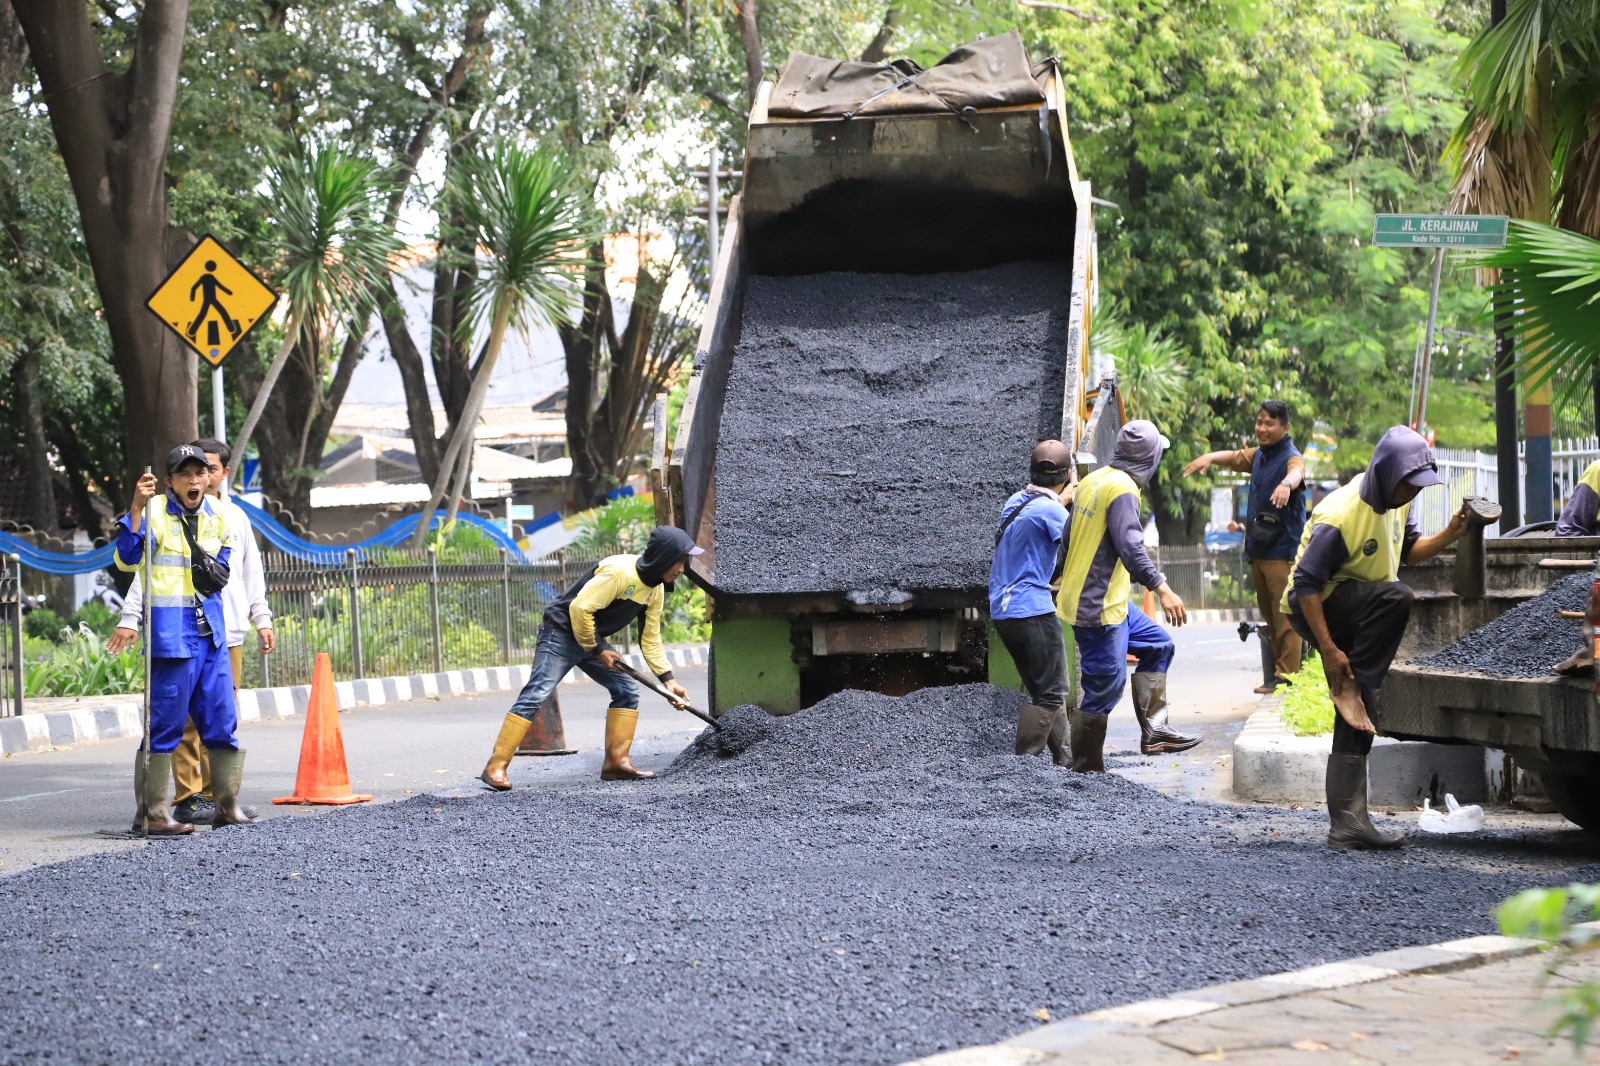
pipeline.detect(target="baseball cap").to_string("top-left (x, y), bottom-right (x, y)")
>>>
top-left (1403, 465), bottom-right (1444, 490)
top-left (166, 444), bottom-right (209, 474)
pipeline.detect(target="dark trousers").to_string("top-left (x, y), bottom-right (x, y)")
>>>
top-left (1288, 580), bottom-right (1413, 755)
top-left (993, 613), bottom-right (1070, 712)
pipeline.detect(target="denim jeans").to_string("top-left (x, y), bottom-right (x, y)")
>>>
top-left (508, 624), bottom-right (638, 721)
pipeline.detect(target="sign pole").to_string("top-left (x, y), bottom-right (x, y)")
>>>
top-left (1415, 247), bottom-right (1445, 429)
top-left (212, 365), bottom-right (226, 442)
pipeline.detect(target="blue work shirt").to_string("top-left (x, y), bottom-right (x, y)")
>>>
top-left (114, 494), bottom-right (232, 658)
top-left (989, 487), bottom-right (1069, 620)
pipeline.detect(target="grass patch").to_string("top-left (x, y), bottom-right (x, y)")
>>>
top-left (1277, 653), bottom-right (1335, 736)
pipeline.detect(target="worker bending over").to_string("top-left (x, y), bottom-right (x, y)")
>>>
top-left (1557, 460), bottom-right (1600, 536)
top-left (1283, 426), bottom-right (1469, 850)
top-left (990, 440), bottom-right (1075, 765)
top-left (1056, 421), bottom-right (1196, 771)
top-left (482, 526), bottom-right (702, 789)
top-left (108, 446), bottom-right (255, 834)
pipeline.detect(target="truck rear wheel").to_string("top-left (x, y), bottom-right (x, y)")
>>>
top-left (1537, 770), bottom-right (1600, 831)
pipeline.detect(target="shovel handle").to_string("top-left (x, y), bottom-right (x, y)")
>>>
top-left (612, 659), bottom-right (721, 731)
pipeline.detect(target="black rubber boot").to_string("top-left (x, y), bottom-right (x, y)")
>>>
top-left (173, 795), bottom-right (217, 825)
top-left (1326, 753), bottom-right (1404, 850)
top-left (1014, 703), bottom-right (1054, 757)
top-left (207, 749), bottom-right (259, 827)
top-left (132, 752), bottom-right (194, 837)
top-left (1130, 673), bottom-right (1201, 755)
top-left (1044, 708), bottom-right (1070, 767)
top-left (1069, 710), bottom-right (1108, 774)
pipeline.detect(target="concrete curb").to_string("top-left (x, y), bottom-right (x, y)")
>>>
top-left (0, 643), bottom-right (710, 756)
top-left (902, 928), bottom-right (1568, 1064)
top-left (1232, 696), bottom-right (1488, 806)
top-left (1187, 607), bottom-right (1260, 625)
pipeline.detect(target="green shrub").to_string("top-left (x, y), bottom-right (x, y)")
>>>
top-left (1499, 884), bottom-right (1600, 1050)
top-left (1277, 653), bottom-right (1335, 736)
top-left (71, 600), bottom-right (119, 638)
top-left (24, 608), bottom-right (67, 643)
top-left (24, 623), bottom-right (144, 697)
top-left (571, 494), bottom-right (655, 554)
top-left (662, 582), bottom-right (710, 643)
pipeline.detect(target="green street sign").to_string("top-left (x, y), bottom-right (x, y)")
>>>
top-left (1372, 213), bottom-right (1509, 249)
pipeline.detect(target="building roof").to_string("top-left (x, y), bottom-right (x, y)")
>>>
top-left (329, 403), bottom-right (568, 445)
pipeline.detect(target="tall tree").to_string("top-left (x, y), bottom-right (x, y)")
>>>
top-left (10, 0), bottom-right (193, 494)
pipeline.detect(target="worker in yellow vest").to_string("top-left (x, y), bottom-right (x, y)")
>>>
top-left (1283, 426), bottom-right (1470, 850)
top-left (1556, 460), bottom-right (1600, 536)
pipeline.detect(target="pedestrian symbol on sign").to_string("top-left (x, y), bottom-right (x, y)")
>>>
top-left (146, 235), bottom-right (278, 369)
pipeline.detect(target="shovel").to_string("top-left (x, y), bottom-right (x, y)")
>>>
top-left (612, 659), bottom-right (722, 731)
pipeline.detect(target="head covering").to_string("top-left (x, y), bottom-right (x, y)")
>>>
top-left (1109, 420), bottom-right (1170, 487)
top-left (166, 444), bottom-right (208, 474)
top-left (1359, 426), bottom-right (1442, 513)
top-left (1029, 439), bottom-right (1073, 485)
top-left (636, 526), bottom-right (704, 586)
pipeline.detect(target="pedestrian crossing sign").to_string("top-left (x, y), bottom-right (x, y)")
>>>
top-left (145, 235), bottom-right (279, 368)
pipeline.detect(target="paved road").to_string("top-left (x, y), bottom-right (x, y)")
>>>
top-left (0, 621), bottom-right (1259, 877)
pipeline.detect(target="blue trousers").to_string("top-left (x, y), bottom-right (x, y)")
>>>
top-left (1072, 609), bottom-right (1176, 717)
top-left (148, 640), bottom-right (237, 753)
top-left (509, 625), bottom-right (638, 721)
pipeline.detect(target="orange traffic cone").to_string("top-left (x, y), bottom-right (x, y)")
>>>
top-left (1142, 588), bottom-right (1156, 618)
top-left (273, 653), bottom-right (372, 806)
top-left (515, 691), bottom-right (577, 756)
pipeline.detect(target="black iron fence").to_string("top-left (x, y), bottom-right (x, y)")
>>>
top-left (2, 555), bottom-right (23, 717)
top-left (245, 544), bottom-right (610, 689)
top-left (1145, 545), bottom-right (1256, 612)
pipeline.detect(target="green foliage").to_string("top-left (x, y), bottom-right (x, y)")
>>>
top-left (1206, 574), bottom-right (1253, 610)
top-left (1479, 222), bottom-right (1600, 405)
top-left (662, 583), bottom-right (712, 644)
top-left (571, 495), bottom-right (658, 555)
top-left (1278, 653), bottom-right (1336, 736)
top-left (1499, 883), bottom-right (1600, 1051)
top-left (24, 623), bottom-right (144, 698)
top-left (23, 609), bottom-right (68, 643)
top-left (1093, 306), bottom-right (1189, 427)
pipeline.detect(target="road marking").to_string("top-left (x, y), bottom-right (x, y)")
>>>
top-left (1, 789), bottom-right (82, 803)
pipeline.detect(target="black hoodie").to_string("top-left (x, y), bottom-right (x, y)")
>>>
top-left (542, 526), bottom-right (698, 677)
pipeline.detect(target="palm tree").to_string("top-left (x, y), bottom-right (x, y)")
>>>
top-left (1480, 220), bottom-right (1600, 403)
top-left (409, 139), bottom-right (591, 547)
top-left (229, 147), bottom-right (401, 472)
top-left (1091, 307), bottom-right (1189, 427)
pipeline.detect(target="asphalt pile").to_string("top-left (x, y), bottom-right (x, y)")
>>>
top-left (4, 683), bottom-right (1597, 1066)
top-left (1417, 573), bottom-right (1591, 677)
top-left (712, 263), bottom-right (1071, 596)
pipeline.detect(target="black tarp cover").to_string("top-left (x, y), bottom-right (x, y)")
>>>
top-left (768, 30), bottom-right (1049, 119)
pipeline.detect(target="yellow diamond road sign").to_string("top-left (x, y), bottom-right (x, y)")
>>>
top-left (146, 235), bottom-right (278, 368)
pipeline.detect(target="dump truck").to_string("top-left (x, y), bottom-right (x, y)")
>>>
top-left (1381, 522), bottom-right (1600, 829)
top-left (651, 34), bottom-right (1115, 715)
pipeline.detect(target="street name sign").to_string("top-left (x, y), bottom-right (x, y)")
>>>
top-left (146, 235), bottom-right (279, 368)
top-left (1372, 213), bottom-right (1508, 249)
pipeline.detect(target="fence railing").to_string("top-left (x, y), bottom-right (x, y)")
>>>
top-left (2, 555), bottom-right (23, 717)
top-left (246, 544), bottom-right (611, 690)
top-left (1422, 438), bottom-right (1600, 536)
top-left (1147, 545), bottom-right (1254, 612)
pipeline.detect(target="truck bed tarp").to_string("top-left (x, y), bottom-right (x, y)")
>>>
top-left (769, 31), bottom-right (1048, 119)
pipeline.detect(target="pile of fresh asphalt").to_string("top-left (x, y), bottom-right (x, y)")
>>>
top-left (5, 683), bottom-right (1597, 1066)
top-left (1417, 572), bottom-right (1590, 677)
top-left (712, 263), bottom-right (1070, 596)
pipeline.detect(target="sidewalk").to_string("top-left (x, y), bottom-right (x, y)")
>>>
top-left (0, 642), bottom-right (709, 755)
top-left (910, 933), bottom-right (1599, 1065)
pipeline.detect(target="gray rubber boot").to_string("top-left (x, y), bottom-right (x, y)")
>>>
top-left (207, 748), bottom-right (259, 827)
top-left (1325, 753), bottom-right (1404, 850)
top-left (1130, 672), bottom-right (1201, 755)
top-left (132, 752), bottom-right (194, 837)
top-left (1014, 703), bottom-right (1055, 757)
top-left (1069, 710), bottom-right (1108, 773)
top-left (1044, 707), bottom-right (1070, 767)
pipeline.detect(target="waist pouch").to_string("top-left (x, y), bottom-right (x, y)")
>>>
top-left (1246, 511), bottom-right (1284, 554)
top-left (178, 513), bottom-right (231, 600)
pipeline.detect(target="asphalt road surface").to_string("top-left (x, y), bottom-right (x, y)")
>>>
top-left (9, 625), bottom-right (1586, 1066)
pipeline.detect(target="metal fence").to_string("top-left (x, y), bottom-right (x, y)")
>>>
top-left (1422, 438), bottom-right (1600, 536)
top-left (2, 555), bottom-right (23, 717)
top-left (1147, 545), bottom-right (1255, 611)
top-left (244, 544), bottom-right (610, 690)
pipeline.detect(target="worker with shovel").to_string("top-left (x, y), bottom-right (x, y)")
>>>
top-left (1282, 426), bottom-right (1473, 850)
top-left (481, 526), bottom-right (702, 789)
top-left (1056, 421), bottom-right (1197, 771)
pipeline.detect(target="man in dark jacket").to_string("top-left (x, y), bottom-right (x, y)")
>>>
top-left (1183, 400), bottom-right (1307, 691)
top-left (480, 526), bottom-right (703, 789)
top-left (1284, 426), bottom-right (1469, 850)
top-left (989, 440), bottom-right (1075, 765)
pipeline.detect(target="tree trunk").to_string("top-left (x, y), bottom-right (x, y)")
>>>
top-left (380, 280), bottom-right (443, 486)
top-left (559, 252), bottom-right (614, 509)
top-left (734, 0), bottom-right (762, 105)
top-left (11, 0), bottom-right (195, 499)
top-left (12, 342), bottom-right (57, 531)
top-left (229, 308), bottom-right (305, 475)
top-left (860, 6), bottom-right (899, 63)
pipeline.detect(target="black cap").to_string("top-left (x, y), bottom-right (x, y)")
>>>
top-left (166, 444), bottom-right (208, 474)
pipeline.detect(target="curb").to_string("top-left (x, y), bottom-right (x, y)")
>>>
top-left (1232, 696), bottom-right (1488, 806)
top-left (0, 643), bottom-right (710, 756)
top-left (902, 928), bottom-right (1565, 1064)
top-left (1187, 607), bottom-right (1260, 625)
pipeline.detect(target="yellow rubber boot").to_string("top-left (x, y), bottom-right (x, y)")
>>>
top-left (600, 707), bottom-right (656, 781)
top-left (480, 713), bottom-right (532, 791)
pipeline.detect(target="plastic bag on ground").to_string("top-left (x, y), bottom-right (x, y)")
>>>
top-left (1417, 793), bottom-right (1485, 834)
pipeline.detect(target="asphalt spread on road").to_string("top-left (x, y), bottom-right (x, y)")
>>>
top-left (4, 683), bottom-right (1596, 1065)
